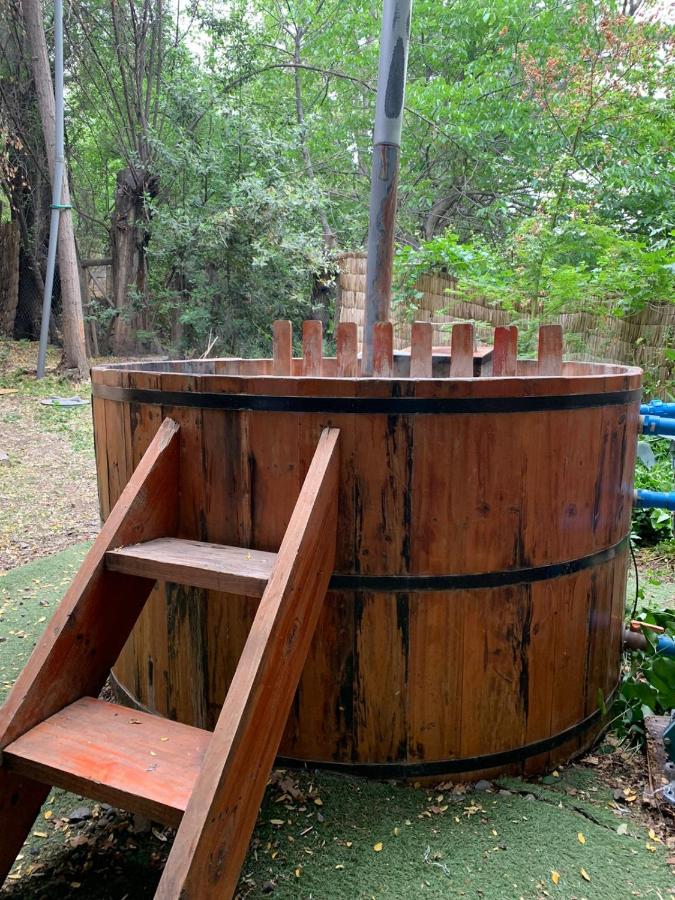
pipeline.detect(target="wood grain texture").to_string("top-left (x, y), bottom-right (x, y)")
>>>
top-left (537, 324), bottom-right (563, 375)
top-left (161, 374), bottom-right (209, 728)
top-left (450, 323), bottom-right (474, 377)
top-left (92, 358), bottom-right (639, 781)
top-left (492, 325), bottom-right (517, 376)
top-left (302, 320), bottom-right (323, 376)
top-left (336, 321), bottom-right (358, 377)
top-left (107, 539), bottom-right (276, 597)
top-left (0, 418), bottom-right (180, 885)
top-left (0, 771), bottom-right (49, 883)
top-left (372, 322), bottom-right (393, 377)
top-left (117, 370), bottom-right (168, 714)
top-left (4, 698), bottom-right (210, 828)
top-left (156, 428), bottom-right (340, 899)
top-left (410, 322), bottom-right (433, 378)
top-left (0, 418), bottom-right (180, 747)
top-left (272, 320), bottom-right (292, 376)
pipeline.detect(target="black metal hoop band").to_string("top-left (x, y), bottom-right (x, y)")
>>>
top-left (92, 383), bottom-right (640, 416)
top-left (328, 537), bottom-right (628, 592)
top-left (277, 682), bottom-right (619, 778)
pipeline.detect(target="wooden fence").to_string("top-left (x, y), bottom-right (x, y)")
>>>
top-left (336, 251), bottom-right (674, 382)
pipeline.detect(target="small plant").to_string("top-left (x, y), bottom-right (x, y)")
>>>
top-left (615, 607), bottom-right (675, 743)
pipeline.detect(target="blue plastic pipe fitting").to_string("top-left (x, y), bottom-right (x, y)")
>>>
top-left (641, 414), bottom-right (675, 437)
top-left (634, 489), bottom-right (675, 511)
top-left (640, 400), bottom-right (675, 418)
top-left (656, 635), bottom-right (675, 658)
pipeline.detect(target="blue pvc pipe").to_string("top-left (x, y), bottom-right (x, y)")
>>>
top-left (656, 635), bottom-right (675, 658)
top-left (634, 489), bottom-right (675, 511)
top-left (640, 400), bottom-right (675, 418)
top-left (641, 414), bottom-right (675, 437)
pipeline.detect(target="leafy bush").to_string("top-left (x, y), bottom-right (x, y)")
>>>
top-left (616, 606), bottom-right (675, 743)
top-left (394, 217), bottom-right (675, 320)
top-left (633, 438), bottom-right (674, 545)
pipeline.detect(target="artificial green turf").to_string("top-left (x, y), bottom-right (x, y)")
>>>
top-left (0, 547), bottom-right (673, 899)
top-left (0, 543), bottom-right (90, 703)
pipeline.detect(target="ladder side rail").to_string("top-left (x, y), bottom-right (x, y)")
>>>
top-left (157, 427), bottom-right (340, 899)
top-left (0, 417), bottom-right (180, 747)
top-left (0, 417), bottom-right (180, 884)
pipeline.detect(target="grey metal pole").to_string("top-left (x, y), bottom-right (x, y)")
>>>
top-left (37, 0), bottom-right (65, 378)
top-left (362, 0), bottom-right (412, 376)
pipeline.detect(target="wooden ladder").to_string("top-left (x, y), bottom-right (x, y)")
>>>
top-left (0, 418), bottom-right (340, 898)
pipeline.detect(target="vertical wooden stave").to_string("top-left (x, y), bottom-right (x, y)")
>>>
top-left (492, 325), bottom-right (517, 376)
top-left (372, 321), bottom-right (393, 377)
top-left (537, 324), bottom-right (563, 376)
top-left (450, 323), bottom-right (474, 377)
top-left (90, 373), bottom-right (110, 521)
top-left (272, 320), bottom-right (293, 376)
top-left (336, 321), bottom-right (358, 377)
top-left (410, 321), bottom-right (432, 378)
top-left (302, 320), bottom-right (323, 376)
top-left (158, 373), bottom-right (209, 728)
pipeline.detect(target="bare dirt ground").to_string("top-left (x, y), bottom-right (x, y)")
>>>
top-left (0, 340), bottom-right (100, 571)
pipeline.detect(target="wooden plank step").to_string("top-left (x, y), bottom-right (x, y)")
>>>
top-left (106, 538), bottom-right (277, 597)
top-left (3, 697), bottom-right (210, 828)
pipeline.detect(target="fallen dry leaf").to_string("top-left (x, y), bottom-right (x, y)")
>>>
top-left (580, 868), bottom-right (591, 882)
top-left (551, 870), bottom-right (560, 885)
top-left (578, 832), bottom-right (586, 845)
top-left (373, 842), bottom-right (383, 852)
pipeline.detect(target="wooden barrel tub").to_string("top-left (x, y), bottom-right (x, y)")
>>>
top-left (91, 329), bottom-right (641, 779)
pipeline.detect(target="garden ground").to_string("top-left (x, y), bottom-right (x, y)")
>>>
top-left (1, 339), bottom-right (674, 899)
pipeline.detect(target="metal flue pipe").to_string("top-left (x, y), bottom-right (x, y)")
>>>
top-left (37, 0), bottom-right (65, 378)
top-left (362, 0), bottom-right (412, 375)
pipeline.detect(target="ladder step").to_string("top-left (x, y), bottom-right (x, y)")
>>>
top-left (106, 538), bottom-right (277, 597)
top-left (3, 698), bottom-right (210, 828)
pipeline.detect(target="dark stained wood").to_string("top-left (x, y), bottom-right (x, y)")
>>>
top-left (450, 323), bottom-right (474, 377)
top-left (91, 393), bottom-right (110, 520)
top-left (407, 591), bottom-right (464, 762)
top-left (121, 370), bottom-right (167, 713)
top-left (273, 320), bottom-right (292, 376)
top-left (372, 321), bottom-right (393, 377)
top-left (302, 320), bottom-right (323, 376)
top-left (537, 324), bottom-right (563, 375)
top-left (156, 428), bottom-right (340, 899)
top-left (0, 418), bottom-right (180, 885)
top-left (336, 321), bottom-right (358, 377)
top-left (160, 373), bottom-right (210, 728)
top-left (90, 352), bottom-right (639, 784)
top-left (107, 538), bottom-right (276, 597)
top-left (410, 321), bottom-right (433, 378)
top-left (4, 698), bottom-right (210, 829)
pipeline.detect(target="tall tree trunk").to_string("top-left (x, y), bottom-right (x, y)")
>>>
top-left (21, 0), bottom-right (88, 375)
top-left (110, 165), bottom-right (158, 355)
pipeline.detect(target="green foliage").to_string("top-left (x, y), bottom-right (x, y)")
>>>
top-left (395, 219), bottom-right (674, 319)
top-left (6, 0), bottom-right (674, 354)
top-left (616, 606), bottom-right (675, 743)
top-left (633, 439), bottom-right (674, 545)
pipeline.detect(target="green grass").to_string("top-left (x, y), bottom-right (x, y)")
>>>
top-left (1, 547), bottom-right (674, 899)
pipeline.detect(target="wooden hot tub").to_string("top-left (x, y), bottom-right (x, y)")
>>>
top-left (91, 323), bottom-right (641, 779)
